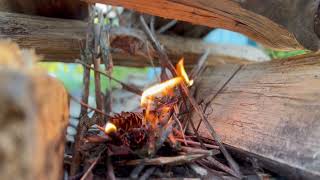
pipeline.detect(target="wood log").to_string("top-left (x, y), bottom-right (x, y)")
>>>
top-left (0, 71), bottom-right (69, 180)
top-left (0, 0), bottom-right (87, 19)
top-left (0, 11), bottom-right (267, 67)
top-left (0, 42), bottom-right (69, 179)
top-left (89, 0), bottom-right (320, 51)
top-left (192, 53), bottom-right (320, 179)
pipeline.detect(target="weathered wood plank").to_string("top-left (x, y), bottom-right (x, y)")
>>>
top-left (0, 11), bottom-right (267, 67)
top-left (88, 0), bottom-right (311, 51)
top-left (193, 53), bottom-right (320, 179)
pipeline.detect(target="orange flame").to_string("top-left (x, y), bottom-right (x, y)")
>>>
top-left (176, 58), bottom-right (193, 86)
top-left (141, 77), bottom-right (182, 106)
top-left (104, 122), bottom-right (117, 134)
top-left (141, 58), bottom-right (193, 125)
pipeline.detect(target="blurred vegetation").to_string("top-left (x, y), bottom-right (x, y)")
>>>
top-left (266, 49), bottom-right (308, 59)
top-left (38, 63), bottom-right (148, 95)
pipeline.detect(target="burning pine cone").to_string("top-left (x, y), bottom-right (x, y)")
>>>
top-left (108, 112), bottom-right (148, 150)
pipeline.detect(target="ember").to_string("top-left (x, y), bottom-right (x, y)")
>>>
top-left (104, 122), bottom-right (117, 134)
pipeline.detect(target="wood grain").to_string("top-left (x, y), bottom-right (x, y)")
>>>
top-left (0, 11), bottom-right (260, 66)
top-left (88, 0), bottom-right (305, 50)
top-left (193, 53), bottom-right (320, 179)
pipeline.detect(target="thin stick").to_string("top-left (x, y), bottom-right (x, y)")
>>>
top-left (80, 147), bottom-right (106, 180)
top-left (99, 13), bottom-right (114, 114)
top-left (139, 167), bottom-right (156, 180)
top-left (176, 138), bottom-right (219, 149)
top-left (76, 59), bottom-right (143, 96)
top-left (130, 163), bottom-right (145, 179)
top-left (140, 14), bottom-right (241, 177)
top-left (140, 15), bottom-right (171, 80)
top-left (150, 16), bottom-right (156, 35)
top-left (204, 157), bottom-right (239, 178)
top-left (93, 9), bottom-right (104, 111)
top-left (157, 19), bottom-right (178, 34)
top-left (196, 65), bottom-right (243, 131)
top-left (173, 114), bottom-right (187, 145)
top-left (190, 49), bottom-right (210, 80)
top-left (117, 153), bottom-right (210, 166)
top-left (70, 5), bottom-right (95, 176)
top-left (70, 94), bottom-right (111, 118)
top-left (107, 156), bottom-right (116, 180)
top-left (180, 146), bottom-right (219, 156)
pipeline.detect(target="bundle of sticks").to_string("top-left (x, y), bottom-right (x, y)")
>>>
top-left (66, 5), bottom-right (243, 180)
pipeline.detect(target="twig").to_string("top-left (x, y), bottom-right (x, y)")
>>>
top-left (140, 15), bottom-right (171, 80)
top-left (130, 163), bottom-right (146, 179)
top-left (180, 83), bottom-right (242, 177)
top-left (154, 117), bottom-right (175, 155)
top-left (69, 94), bottom-right (110, 118)
top-left (139, 167), bottom-right (157, 180)
top-left (196, 65), bottom-right (243, 131)
top-left (141, 13), bottom-right (241, 176)
top-left (189, 163), bottom-right (208, 177)
top-left (70, 5), bottom-right (95, 176)
top-left (150, 16), bottom-right (156, 35)
top-left (180, 146), bottom-right (220, 156)
top-left (117, 153), bottom-right (210, 166)
top-left (99, 12), bottom-right (114, 114)
top-left (157, 19), bottom-right (178, 34)
top-left (173, 114), bottom-right (187, 145)
top-left (80, 147), bottom-right (106, 180)
top-left (107, 156), bottom-right (116, 180)
top-left (190, 49), bottom-right (210, 80)
top-left (75, 60), bottom-right (143, 96)
top-left (180, 93), bottom-right (207, 150)
top-left (176, 138), bottom-right (219, 149)
top-left (93, 9), bottom-right (104, 111)
top-left (203, 157), bottom-right (239, 178)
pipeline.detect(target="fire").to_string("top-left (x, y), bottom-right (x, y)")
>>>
top-left (140, 57), bottom-right (193, 125)
top-left (176, 58), bottom-right (193, 86)
top-left (141, 77), bottom-right (182, 105)
top-left (104, 122), bottom-right (117, 134)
